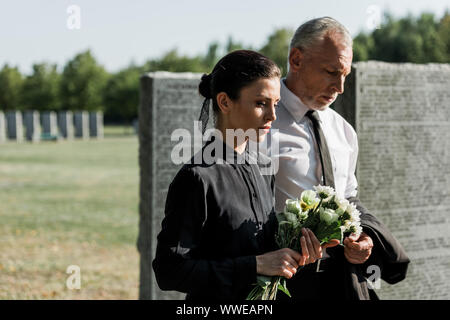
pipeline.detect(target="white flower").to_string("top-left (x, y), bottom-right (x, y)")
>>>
top-left (300, 190), bottom-right (319, 211)
top-left (284, 211), bottom-right (299, 226)
top-left (335, 197), bottom-right (350, 213)
top-left (313, 185), bottom-right (335, 201)
top-left (319, 208), bottom-right (339, 224)
top-left (348, 221), bottom-right (363, 237)
top-left (345, 202), bottom-right (361, 223)
top-left (285, 199), bottom-right (301, 214)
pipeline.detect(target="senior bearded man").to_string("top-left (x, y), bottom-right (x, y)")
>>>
top-left (264, 17), bottom-right (410, 300)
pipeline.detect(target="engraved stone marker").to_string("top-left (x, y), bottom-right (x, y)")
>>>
top-left (41, 111), bottom-right (58, 139)
top-left (73, 111), bottom-right (89, 139)
top-left (89, 111), bottom-right (104, 138)
top-left (24, 110), bottom-right (41, 142)
top-left (57, 111), bottom-right (74, 139)
top-left (138, 72), bottom-right (203, 300)
top-left (5, 111), bottom-right (23, 142)
top-left (0, 111), bottom-right (6, 143)
top-left (332, 62), bottom-right (450, 299)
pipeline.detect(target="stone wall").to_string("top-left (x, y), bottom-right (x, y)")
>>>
top-left (332, 61), bottom-right (450, 299)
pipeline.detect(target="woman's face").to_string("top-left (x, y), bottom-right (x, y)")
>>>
top-left (225, 77), bottom-right (280, 142)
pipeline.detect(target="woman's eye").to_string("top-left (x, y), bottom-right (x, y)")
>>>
top-left (257, 102), bottom-right (266, 107)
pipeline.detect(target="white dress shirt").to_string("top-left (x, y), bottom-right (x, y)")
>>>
top-left (265, 79), bottom-right (359, 212)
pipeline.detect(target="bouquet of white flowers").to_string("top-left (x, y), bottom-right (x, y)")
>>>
top-left (246, 185), bottom-right (362, 300)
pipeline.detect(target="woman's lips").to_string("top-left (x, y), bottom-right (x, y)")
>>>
top-left (259, 126), bottom-right (271, 134)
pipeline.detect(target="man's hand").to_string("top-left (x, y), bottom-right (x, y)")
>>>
top-left (343, 232), bottom-right (373, 264)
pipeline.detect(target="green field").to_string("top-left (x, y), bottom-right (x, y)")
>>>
top-left (0, 126), bottom-right (140, 299)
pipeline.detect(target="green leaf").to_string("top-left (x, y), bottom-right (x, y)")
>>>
top-left (256, 275), bottom-right (272, 288)
top-left (278, 279), bottom-right (291, 298)
top-left (314, 220), bottom-right (342, 243)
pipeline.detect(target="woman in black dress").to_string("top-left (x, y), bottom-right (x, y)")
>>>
top-left (152, 50), bottom-right (324, 300)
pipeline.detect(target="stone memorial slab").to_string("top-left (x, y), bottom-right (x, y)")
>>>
top-left (74, 111), bottom-right (89, 139)
top-left (5, 111), bottom-right (23, 142)
top-left (89, 111), bottom-right (104, 138)
top-left (0, 111), bottom-right (6, 143)
top-left (332, 62), bottom-right (450, 299)
top-left (57, 111), bottom-right (74, 139)
top-left (24, 110), bottom-right (41, 142)
top-left (41, 111), bottom-right (58, 139)
top-left (138, 72), bottom-right (203, 300)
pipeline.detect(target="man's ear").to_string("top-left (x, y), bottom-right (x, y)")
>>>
top-left (216, 92), bottom-right (232, 115)
top-left (288, 47), bottom-right (304, 72)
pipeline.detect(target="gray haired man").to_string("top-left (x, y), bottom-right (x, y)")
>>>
top-left (266, 17), bottom-right (409, 299)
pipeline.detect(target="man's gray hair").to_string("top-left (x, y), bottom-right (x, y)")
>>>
top-left (289, 17), bottom-right (353, 52)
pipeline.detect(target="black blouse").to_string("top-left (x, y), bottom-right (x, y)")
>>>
top-left (152, 138), bottom-right (278, 300)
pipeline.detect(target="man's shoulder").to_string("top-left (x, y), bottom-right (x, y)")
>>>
top-left (322, 107), bottom-right (357, 138)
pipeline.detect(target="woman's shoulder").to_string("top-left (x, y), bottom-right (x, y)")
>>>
top-left (173, 161), bottom-right (223, 186)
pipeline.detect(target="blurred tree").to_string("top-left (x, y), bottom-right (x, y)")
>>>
top-left (353, 11), bottom-right (449, 63)
top-left (259, 28), bottom-right (293, 76)
top-left (103, 65), bottom-right (142, 123)
top-left (144, 49), bottom-right (207, 73)
top-left (203, 42), bottom-right (220, 70)
top-left (0, 64), bottom-right (23, 111)
top-left (21, 63), bottom-right (60, 111)
top-left (225, 35), bottom-right (245, 53)
top-left (60, 50), bottom-right (109, 111)
top-left (352, 33), bottom-right (374, 62)
top-left (437, 11), bottom-right (450, 61)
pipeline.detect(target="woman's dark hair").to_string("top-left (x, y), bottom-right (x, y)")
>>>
top-left (198, 50), bottom-right (281, 133)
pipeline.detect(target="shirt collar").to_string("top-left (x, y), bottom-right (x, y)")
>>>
top-left (280, 78), bottom-right (310, 123)
top-left (204, 134), bottom-right (249, 165)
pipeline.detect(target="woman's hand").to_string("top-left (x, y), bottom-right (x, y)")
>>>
top-left (298, 228), bottom-right (339, 265)
top-left (256, 228), bottom-right (342, 278)
top-left (256, 248), bottom-right (301, 279)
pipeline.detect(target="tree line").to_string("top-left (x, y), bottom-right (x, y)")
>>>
top-left (0, 11), bottom-right (448, 123)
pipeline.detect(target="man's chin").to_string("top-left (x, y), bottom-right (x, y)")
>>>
top-left (309, 103), bottom-right (331, 111)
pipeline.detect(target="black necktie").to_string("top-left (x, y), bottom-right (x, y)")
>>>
top-left (305, 110), bottom-right (335, 189)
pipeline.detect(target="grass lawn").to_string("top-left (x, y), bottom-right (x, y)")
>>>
top-left (0, 126), bottom-right (140, 299)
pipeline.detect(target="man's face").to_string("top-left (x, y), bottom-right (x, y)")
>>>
top-left (288, 32), bottom-right (353, 111)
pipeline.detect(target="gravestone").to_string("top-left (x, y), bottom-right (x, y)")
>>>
top-left (73, 111), bottom-right (89, 139)
top-left (5, 111), bottom-right (23, 142)
top-left (138, 72), bottom-right (203, 300)
top-left (331, 61), bottom-right (450, 299)
top-left (24, 110), bottom-right (41, 142)
top-left (41, 111), bottom-right (58, 139)
top-left (89, 111), bottom-right (104, 138)
top-left (0, 111), bottom-right (5, 143)
top-left (57, 111), bottom-right (74, 139)
top-left (133, 118), bottom-right (139, 135)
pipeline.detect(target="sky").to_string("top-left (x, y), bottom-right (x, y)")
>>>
top-left (1, 0), bottom-right (449, 75)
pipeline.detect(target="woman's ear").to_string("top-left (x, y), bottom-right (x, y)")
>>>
top-left (216, 92), bottom-right (233, 115)
top-left (288, 47), bottom-right (303, 72)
